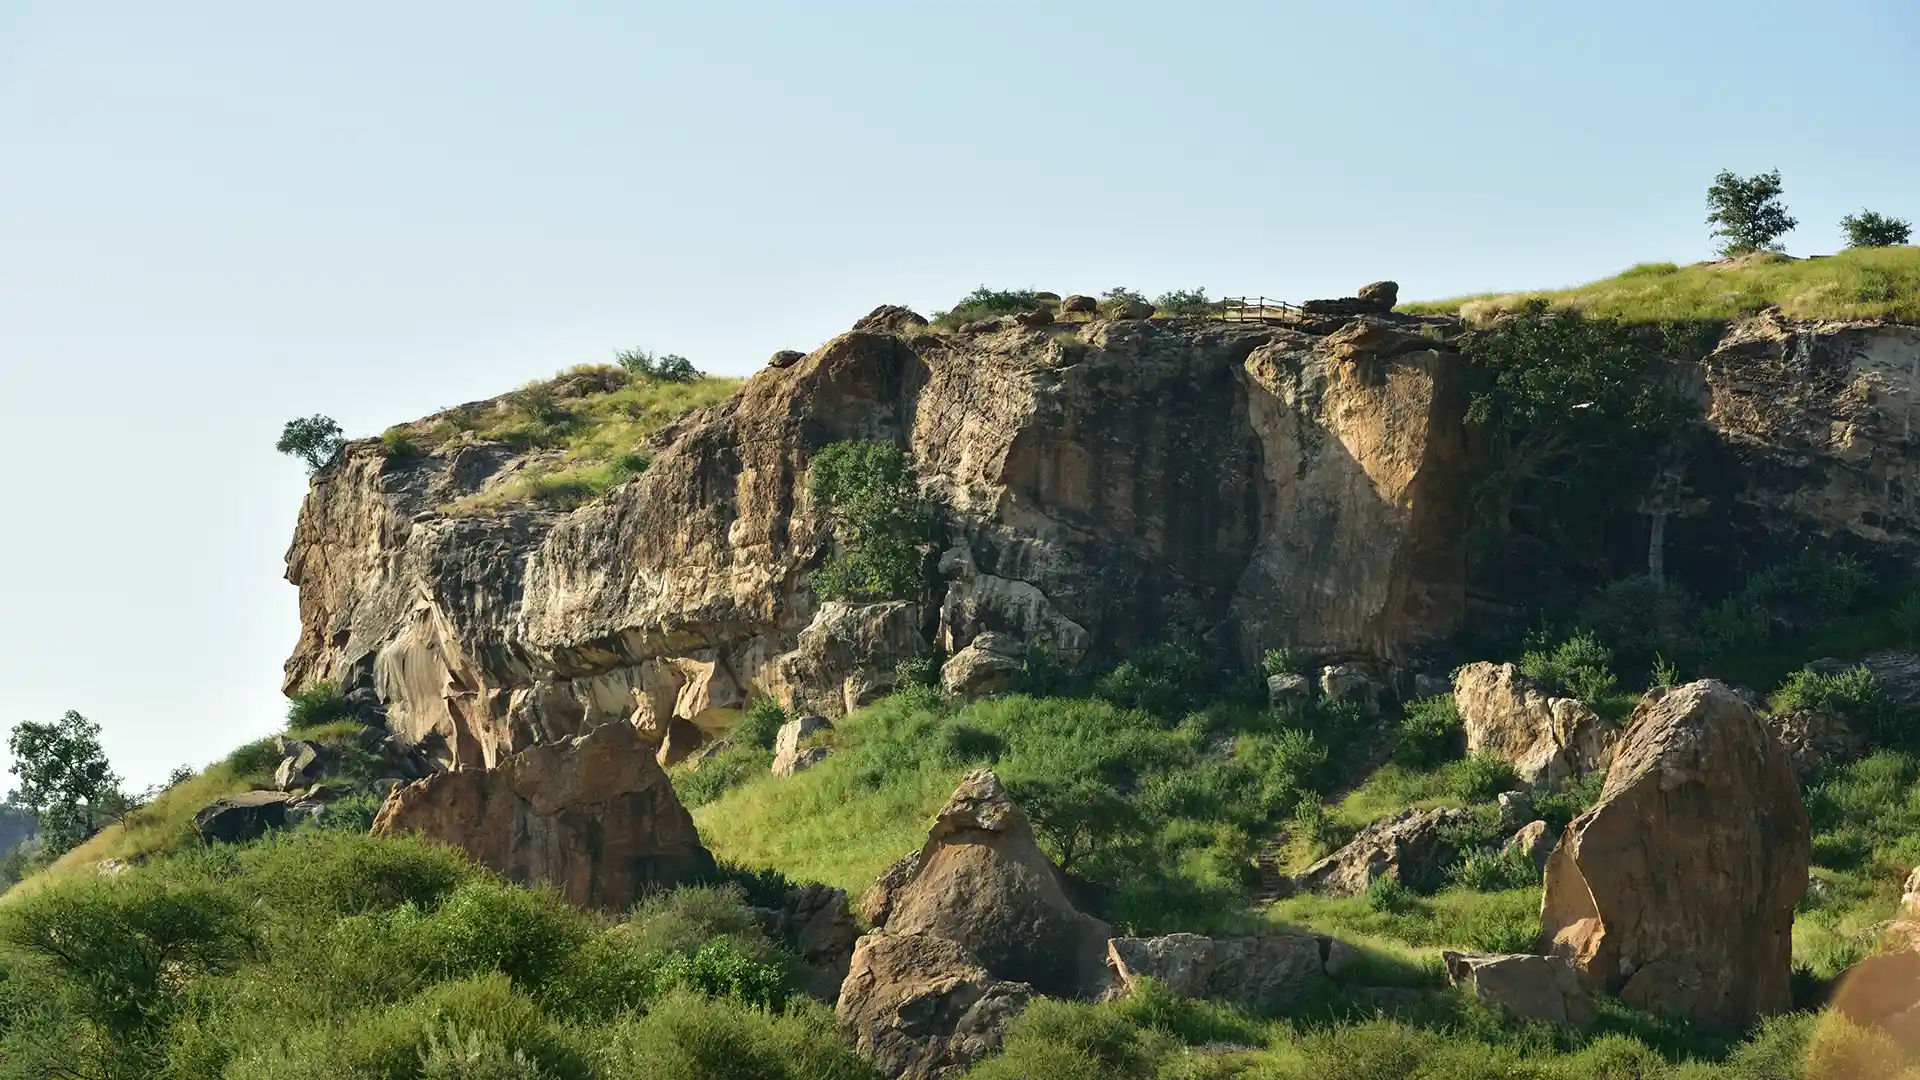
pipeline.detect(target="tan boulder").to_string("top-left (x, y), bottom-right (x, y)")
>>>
top-left (1013, 308), bottom-right (1053, 329)
top-left (774, 601), bottom-right (925, 717)
top-left (874, 769), bottom-right (1111, 998)
top-left (1107, 298), bottom-right (1155, 320)
top-left (837, 930), bottom-right (1031, 1080)
top-left (1060, 294), bottom-right (1097, 314)
top-left (1356, 280), bottom-right (1399, 310)
top-left (1502, 819), bottom-right (1555, 872)
top-left (1105, 933), bottom-right (1327, 1009)
top-left (1538, 680), bottom-right (1808, 1032)
top-left (772, 714), bottom-right (833, 777)
top-left (852, 305), bottom-right (930, 335)
top-left (372, 721), bottom-right (715, 911)
top-left (1767, 708), bottom-right (1866, 777)
top-left (939, 633), bottom-right (1024, 700)
top-left (1453, 661), bottom-right (1615, 788)
top-left (1292, 806), bottom-right (1472, 896)
top-left (1443, 951), bottom-right (1594, 1028)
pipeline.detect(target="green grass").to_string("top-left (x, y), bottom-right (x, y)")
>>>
top-left (393, 365), bottom-right (739, 515)
top-left (1403, 246), bottom-right (1920, 324)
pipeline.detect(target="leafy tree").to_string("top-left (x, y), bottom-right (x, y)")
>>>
top-left (1462, 300), bottom-right (1695, 578)
top-left (807, 441), bottom-right (927, 602)
top-left (7, 711), bottom-right (121, 857)
top-left (276, 414), bottom-right (346, 472)
top-left (1840, 209), bottom-right (1913, 249)
top-left (1706, 169), bottom-right (1797, 256)
top-left (1009, 776), bottom-right (1143, 871)
top-left (1100, 286), bottom-right (1148, 311)
top-left (614, 348), bottom-right (702, 383)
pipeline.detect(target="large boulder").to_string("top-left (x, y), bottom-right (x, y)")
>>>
top-left (838, 930), bottom-right (1032, 1080)
top-left (1538, 680), bottom-right (1808, 1032)
top-left (272, 737), bottom-right (325, 791)
top-left (1356, 280), bottom-right (1400, 311)
top-left (1106, 298), bottom-right (1155, 320)
top-left (772, 714), bottom-right (833, 777)
top-left (775, 601), bottom-right (926, 717)
top-left (1291, 806), bottom-right (1472, 896)
top-left (852, 305), bottom-right (930, 335)
top-left (754, 881), bottom-right (859, 1001)
top-left (939, 633), bottom-right (1024, 700)
top-left (1766, 707), bottom-right (1866, 777)
top-left (1060, 294), bottom-right (1097, 314)
top-left (372, 721), bottom-right (715, 911)
top-left (1453, 662), bottom-right (1616, 788)
top-left (870, 769), bottom-right (1111, 998)
top-left (193, 790), bottom-right (294, 844)
top-left (1502, 819), bottom-right (1555, 873)
top-left (1443, 951), bottom-right (1594, 1028)
top-left (1105, 933), bottom-right (1328, 1009)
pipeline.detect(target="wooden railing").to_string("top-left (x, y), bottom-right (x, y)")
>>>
top-left (1216, 296), bottom-right (1301, 321)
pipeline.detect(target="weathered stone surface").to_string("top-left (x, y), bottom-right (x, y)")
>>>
top-left (1060, 295), bottom-right (1096, 314)
top-left (1766, 708), bottom-right (1866, 777)
top-left (1453, 662), bottom-right (1616, 788)
top-left (1356, 280), bottom-right (1400, 311)
top-left (853, 305), bottom-right (930, 335)
top-left (1319, 663), bottom-right (1384, 710)
top-left (838, 930), bottom-right (1032, 1080)
top-left (776, 601), bottom-right (926, 719)
top-left (1292, 806), bottom-right (1473, 896)
top-left (1503, 820), bottom-right (1555, 872)
top-left (876, 770), bottom-right (1111, 998)
top-left (1443, 951), bottom-right (1594, 1028)
top-left (940, 635), bottom-right (1024, 700)
top-left (372, 721), bottom-right (714, 911)
top-left (1538, 680), bottom-right (1808, 1032)
top-left (1831, 949), bottom-right (1920, 1056)
top-left (1107, 298), bottom-right (1154, 320)
top-left (1864, 651), bottom-right (1920, 710)
top-left (1494, 790), bottom-right (1534, 832)
top-left (1266, 672), bottom-right (1311, 706)
top-left (859, 850), bottom-right (923, 928)
top-left (272, 738), bottom-right (324, 792)
top-left (757, 882), bottom-right (859, 1000)
top-left (193, 791), bottom-right (294, 845)
top-left (1105, 933), bottom-right (1327, 1008)
top-left (768, 349), bottom-right (806, 368)
top-left (1013, 307), bottom-right (1053, 328)
top-left (772, 714), bottom-right (833, 776)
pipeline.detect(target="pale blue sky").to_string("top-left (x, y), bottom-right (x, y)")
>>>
top-left (1, 1), bottom-right (1915, 787)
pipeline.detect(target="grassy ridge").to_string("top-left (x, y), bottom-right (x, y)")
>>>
top-left (1403, 246), bottom-right (1920, 324)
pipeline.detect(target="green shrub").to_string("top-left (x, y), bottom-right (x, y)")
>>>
top-left (1580, 576), bottom-right (1697, 668)
top-left (1095, 643), bottom-right (1211, 716)
top-left (381, 427), bottom-right (421, 460)
top-left (1153, 288), bottom-right (1213, 317)
top-left (1894, 591), bottom-right (1920, 648)
top-left (1008, 776), bottom-right (1143, 871)
top-left (1517, 630), bottom-right (1617, 703)
top-left (932, 286), bottom-right (1052, 327)
top-left (1771, 666), bottom-right (1906, 746)
top-left (1261, 648), bottom-right (1304, 677)
top-left (1396, 695), bottom-right (1463, 767)
top-left (1742, 549), bottom-right (1876, 619)
top-left (1443, 755), bottom-right (1520, 803)
top-left (592, 989), bottom-right (874, 1080)
top-left (419, 1022), bottom-right (556, 1080)
top-left (1099, 286), bottom-right (1149, 314)
top-left (613, 349), bottom-right (702, 383)
top-left (808, 441), bottom-right (927, 602)
top-left (276, 414), bottom-right (345, 472)
top-left (611, 449), bottom-right (653, 476)
top-left (1364, 872), bottom-right (1418, 914)
top-left (1841, 209), bottom-right (1912, 249)
top-left (732, 700), bottom-right (788, 752)
top-left (1446, 846), bottom-right (1539, 892)
top-left (236, 829), bottom-right (476, 918)
top-left (285, 683), bottom-right (353, 731)
top-left (428, 880), bottom-right (592, 990)
top-left (649, 939), bottom-right (790, 1009)
top-left (894, 654), bottom-right (939, 689)
top-left (1533, 771), bottom-right (1606, 833)
top-left (672, 745), bottom-right (774, 809)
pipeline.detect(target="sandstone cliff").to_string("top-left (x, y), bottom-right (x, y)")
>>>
top-left (282, 304), bottom-right (1920, 766)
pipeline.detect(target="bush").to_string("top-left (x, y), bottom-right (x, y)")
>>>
top-left (1741, 548), bottom-right (1876, 619)
top-left (934, 286), bottom-right (1052, 327)
top-left (1095, 643), bottom-right (1211, 717)
top-left (1008, 776), bottom-right (1143, 871)
top-left (428, 880), bottom-right (592, 990)
top-left (1842, 209), bottom-right (1912, 249)
top-left (224, 737), bottom-right (282, 783)
top-left (1446, 846), bottom-right (1539, 892)
top-left (671, 745), bottom-right (774, 809)
top-left (807, 442), bottom-right (926, 602)
top-left (894, 654), bottom-right (939, 689)
top-left (1260, 648), bottom-right (1304, 677)
top-left (649, 939), bottom-right (790, 1009)
top-left (614, 348), bottom-right (702, 383)
top-left (1444, 755), bottom-right (1520, 803)
top-left (380, 426), bottom-right (421, 460)
top-left (592, 989), bottom-right (873, 1080)
top-left (732, 699), bottom-right (788, 752)
top-left (1772, 666), bottom-right (1906, 746)
top-left (1153, 288), bottom-right (1212, 317)
top-left (285, 682), bottom-right (353, 731)
top-left (1100, 286), bottom-right (1148, 313)
top-left (1580, 576), bottom-right (1697, 668)
top-left (236, 829), bottom-right (476, 918)
top-left (1396, 695), bottom-right (1463, 767)
top-left (1518, 630), bottom-right (1617, 704)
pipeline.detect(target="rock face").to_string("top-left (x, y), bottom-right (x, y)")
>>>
top-left (1538, 680), bottom-right (1808, 1032)
top-left (1443, 951), bottom-right (1594, 1028)
top-left (279, 307), bottom-right (1486, 769)
top-left (371, 721), bottom-right (714, 911)
top-left (1107, 298), bottom-right (1155, 320)
top-left (772, 714), bottom-right (833, 777)
top-left (1766, 707), bottom-right (1866, 777)
top-left (1502, 820), bottom-right (1554, 872)
top-left (1356, 280), bottom-right (1399, 310)
top-left (837, 930), bottom-right (1031, 1080)
top-left (872, 770), bottom-right (1111, 998)
top-left (1060, 295), bottom-right (1096, 314)
top-left (1453, 662), bottom-right (1615, 788)
top-left (1292, 806), bottom-right (1473, 896)
top-left (1105, 933), bottom-right (1328, 1009)
top-left (939, 632), bottom-right (1024, 699)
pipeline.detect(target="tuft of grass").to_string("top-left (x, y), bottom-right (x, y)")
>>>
top-left (1405, 245), bottom-right (1920, 324)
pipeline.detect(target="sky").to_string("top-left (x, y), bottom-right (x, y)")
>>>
top-left (1, 0), bottom-right (1916, 789)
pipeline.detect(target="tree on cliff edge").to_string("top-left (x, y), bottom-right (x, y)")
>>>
top-left (276, 414), bottom-right (346, 472)
top-left (1706, 169), bottom-right (1796, 256)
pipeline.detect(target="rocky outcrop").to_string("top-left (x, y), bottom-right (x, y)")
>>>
top-left (1502, 819), bottom-right (1555, 872)
top-left (1453, 662), bottom-right (1615, 788)
top-left (1105, 933), bottom-right (1329, 1009)
top-left (772, 714), bottom-right (832, 777)
top-left (1538, 680), bottom-right (1808, 1032)
top-left (939, 632), bottom-right (1024, 700)
top-left (283, 309), bottom-right (1479, 767)
top-left (865, 770), bottom-right (1110, 999)
top-left (1766, 707), bottom-right (1866, 777)
top-left (193, 791), bottom-right (295, 844)
top-left (837, 930), bottom-right (1031, 1080)
top-left (371, 721), bottom-right (714, 911)
top-left (1292, 806), bottom-right (1473, 896)
top-left (1443, 951), bottom-right (1594, 1028)
top-left (754, 882), bottom-right (859, 1001)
